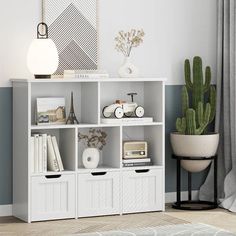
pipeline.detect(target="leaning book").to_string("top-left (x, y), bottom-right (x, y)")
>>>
top-left (36, 98), bottom-right (66, 125)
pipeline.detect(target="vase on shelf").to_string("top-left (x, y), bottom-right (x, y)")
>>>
top-left (82, 148), bottom-right (100, 169)
top-left (118, 56), bottom-right (139, 78)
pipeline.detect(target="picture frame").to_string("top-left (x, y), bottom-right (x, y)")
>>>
top-left (42, 0), bottom-right (99, 75)
top-left (36, 97), bottom-right (66, 125)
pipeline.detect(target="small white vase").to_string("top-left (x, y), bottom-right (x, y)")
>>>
top-left (82, 148), bottom-right (100, 169)
top-left (118, 56), bottom-right (139, 78)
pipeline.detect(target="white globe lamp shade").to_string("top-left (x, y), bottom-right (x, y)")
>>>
top-left (27, 23), bottom-right (59, 79)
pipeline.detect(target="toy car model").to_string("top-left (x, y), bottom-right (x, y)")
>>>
top-left (102, 93), bottom-right (145, 119)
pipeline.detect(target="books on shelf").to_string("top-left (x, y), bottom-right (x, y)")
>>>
top-left (51, 136), bottom-right (64, 171)
top-left (64, 70), bottom-right (109, 79)
top-left (30, 134), bottom-right (64, 173)
top-left (122, 158), bottom-right (152, 167)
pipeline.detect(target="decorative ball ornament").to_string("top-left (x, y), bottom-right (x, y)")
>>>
top-left (27, 23), bottom-right (59, 79)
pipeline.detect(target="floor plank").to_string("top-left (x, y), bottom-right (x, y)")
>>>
top-left (0, 207), bottom-right (235, 235)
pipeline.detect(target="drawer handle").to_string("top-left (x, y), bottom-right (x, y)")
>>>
top-left (135, 169), bottom-right (150, 173)
top-left (91, 172), bottom-right (107, 176)
top-left (45, 175), bottom-right (62, 179)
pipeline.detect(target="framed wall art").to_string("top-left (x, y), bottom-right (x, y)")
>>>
top-left (42, 0), bottom-right (98, 75)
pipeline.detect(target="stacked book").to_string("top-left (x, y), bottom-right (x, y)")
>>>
top-left (30, 134), bottom-right (64, 173)
top-left (64, 70), bottom-right (109, 79)
top-left (122, 158), bottom-right (152, 167)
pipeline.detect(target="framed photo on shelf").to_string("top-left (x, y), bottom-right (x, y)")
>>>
top-left (36, 98), bottom-right (66, 125)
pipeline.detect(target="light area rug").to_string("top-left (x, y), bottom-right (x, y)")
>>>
top-left (75, 223), bottom-right (236, 236)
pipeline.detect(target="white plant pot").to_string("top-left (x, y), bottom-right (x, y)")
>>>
top-left (82, 148), bottom-right (100, 169)
top-left (170, 133), bottom-right (219, 172)
top-left (118, 56), bottom-right (139, 78)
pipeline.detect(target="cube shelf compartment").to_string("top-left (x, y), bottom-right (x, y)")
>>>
top-left (122, 125), bottom-right (164, 166)
top-left (78, 126), bottom-right (121, 170)
top-left (31, 128), bottom-right (77, 173)
top-left (12, 77), bottom-right (166, 223)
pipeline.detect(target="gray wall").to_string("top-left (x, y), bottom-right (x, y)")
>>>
top-left (0, 85), bottom-right (207, 205)
top-left (0, 88), bottom-right (12, 205)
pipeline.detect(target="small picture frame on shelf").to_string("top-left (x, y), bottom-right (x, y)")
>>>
top-left (36, 97), bottom-right (66, 125)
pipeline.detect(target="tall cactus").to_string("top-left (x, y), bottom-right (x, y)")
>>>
top-left (175, 56), bottom-right (216, 135)
top-left (181, 86), bottom-right (189, 116)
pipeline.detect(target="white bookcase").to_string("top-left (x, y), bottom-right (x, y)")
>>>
top-left (12, 78), bottom-right (166, 223)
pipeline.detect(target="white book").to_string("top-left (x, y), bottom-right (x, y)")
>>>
top-left (33, 134), bottom-right (39, 173)
top-left (64, 69), bottom-right (108, 75)
top-left (47, 135), bottom-right (60, 172)
top-left (51, 136), bottom-right (64, 171)
top-left (38, 136), bottom-right (43, 173)
top-left (42, 134), bottom-right (47, 172)
top-left (64, 74), bottom-right (109, 79)
top-left (30, 137), bottom-right (34, 173)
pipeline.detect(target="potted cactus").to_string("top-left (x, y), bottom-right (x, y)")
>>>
top-left (170, 56), bottom-right (219, 172)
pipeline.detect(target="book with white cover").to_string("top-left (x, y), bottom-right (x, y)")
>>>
top-left (42, 134), bottom-right (47, 172)
top-left (30, 137), bottom-right (34, 173)
top-left (33, 134), bottom-right (39, 173)
top-left (64, 69), bottom-right (109, 79)
top-left (64, 74), bottom-right (109, 79)
top-left (47, 136), bottom-right (60, 172)
top-left (51, 136), bottom-right (64, 171)
top-left (38, 136), bottom-right (43, 173)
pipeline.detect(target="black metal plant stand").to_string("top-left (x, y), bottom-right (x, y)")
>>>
top-left (172, 154), bottom-right (218, 210)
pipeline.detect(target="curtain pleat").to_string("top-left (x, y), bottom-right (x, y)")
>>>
top-left (200, 0), bottom-right (236, 212)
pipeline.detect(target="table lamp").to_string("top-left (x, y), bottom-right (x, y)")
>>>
top-left (27, 22), bottom-right (59, 79)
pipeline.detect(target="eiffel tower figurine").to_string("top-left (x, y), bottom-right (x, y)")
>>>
top-left (66, 92), bottom-right (79, 124)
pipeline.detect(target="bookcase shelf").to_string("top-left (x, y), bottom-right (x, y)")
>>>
top-left (12, 77), bottom-right (166, 223)
top-left (31, 122), bottom-right (163, 130)
top-left (122, 165), bottom-right (164, 171)
top-left (77, 166), bottom-right (120, 173)
top-left (31, 170), bottom-right (75, 177)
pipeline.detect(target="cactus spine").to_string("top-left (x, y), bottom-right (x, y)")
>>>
top-left (176, 56), bottom-right (216, 135)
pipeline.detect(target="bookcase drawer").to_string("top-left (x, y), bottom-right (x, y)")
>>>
top-left (31, 174), bottom-right (76, 221)
top-left (122, 168), bottom-right (163, 214)
top-left (78, 171), bottom-right (120, 217)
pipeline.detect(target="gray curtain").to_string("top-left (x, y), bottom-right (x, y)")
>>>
top-left (199, 0), bottom-right (236, 212)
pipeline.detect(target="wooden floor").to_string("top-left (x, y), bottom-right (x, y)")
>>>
top-left (0, 207), bottom-right (235, 235)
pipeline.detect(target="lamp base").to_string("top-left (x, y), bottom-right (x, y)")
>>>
top-left (34, 75), bottom-right (51, 79)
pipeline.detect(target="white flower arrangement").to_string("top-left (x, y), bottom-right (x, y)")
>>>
top-left (115, 29), bottom-right (145, 57)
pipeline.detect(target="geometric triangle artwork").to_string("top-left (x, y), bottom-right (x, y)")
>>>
top-left (43, 0), bottom-right (98, 75)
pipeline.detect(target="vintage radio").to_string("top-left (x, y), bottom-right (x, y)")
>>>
top-left (123, 141), bottom-right (148, 159)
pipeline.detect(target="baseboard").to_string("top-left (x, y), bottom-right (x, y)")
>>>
top-left (0, 191), bottom-right (199, 217)
top-left (165, 190), bottom-right (199, 203)
top-left (0, 205), bottom-right (12, 217)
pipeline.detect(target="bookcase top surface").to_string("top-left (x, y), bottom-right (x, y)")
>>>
top-left (11, 77), bottom-right (167, 83)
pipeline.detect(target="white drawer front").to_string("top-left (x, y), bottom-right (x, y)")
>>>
top-left (31, 174), bottom-right (76, 221)
top-left (78, 171), bottom-right (120, 217)
top-left (122, 169), bottom-right (163, 214)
